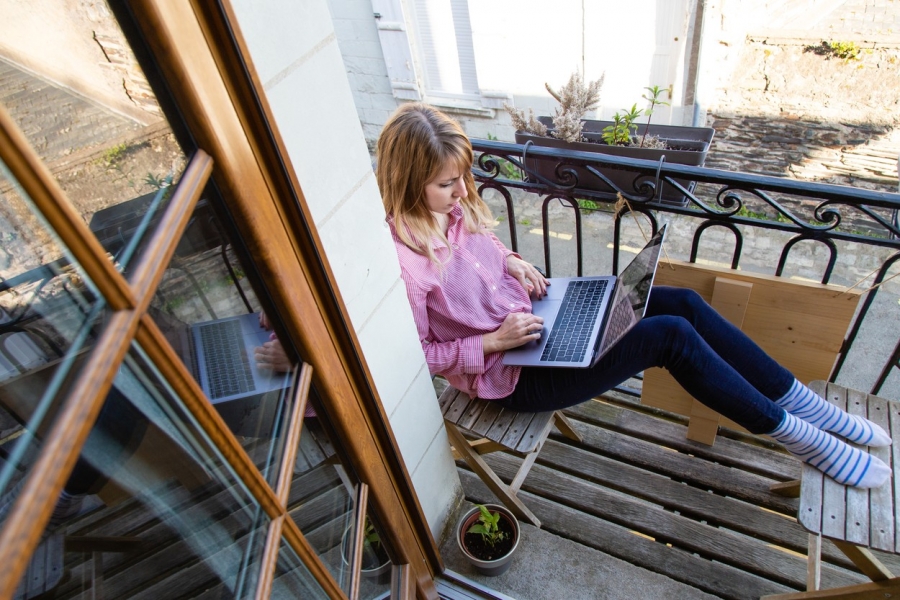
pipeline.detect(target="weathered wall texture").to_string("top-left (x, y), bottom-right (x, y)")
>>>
top-left (706, 38), bottom-right (900, 192)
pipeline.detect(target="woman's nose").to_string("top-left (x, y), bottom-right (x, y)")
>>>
top-left (454, 179), bottom-right (467, 198)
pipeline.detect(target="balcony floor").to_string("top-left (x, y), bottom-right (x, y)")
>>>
top-left (439, 383), bottom-right (900, 600)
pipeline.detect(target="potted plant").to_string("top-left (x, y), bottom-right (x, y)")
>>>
top-left (340, 517), bottom-right (391, 584)
top-left (505, 73), bottom-right (715, 206)
top-left (456, 503), bottom-right (520, 577)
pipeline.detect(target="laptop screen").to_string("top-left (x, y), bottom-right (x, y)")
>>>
top-left (618, 225), bottom-right (666, 321)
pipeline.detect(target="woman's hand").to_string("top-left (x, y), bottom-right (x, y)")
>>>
top-left (507, 255), bottom-right (549, 299)
top-left (483, 312), bottom-right (544, 355)
top-left (254, 337), bottom-right (293, 372)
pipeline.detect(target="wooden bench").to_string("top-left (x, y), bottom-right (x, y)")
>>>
top-left (763, 381), bottom-right (900, 599)
top-left (438, 385), bottom-right (582, 527)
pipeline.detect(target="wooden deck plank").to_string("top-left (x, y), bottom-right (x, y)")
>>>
top-left (537, 438), bottom-right (859, 570)
top-left (458, 470), bottom-right (793, 600)
top-left (566, 398), bottom-right (800, 480)
top-left (558, 409), bottom-right (800, 513)
top-left (476, 452), bottom-right (864, 591)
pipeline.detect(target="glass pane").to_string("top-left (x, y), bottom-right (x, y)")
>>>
top-left (0, 0), bottom-right (186, 271)
top-left (148, 190), bottom-right (304, 486)
top-left (11, 343), bottom-right (270, 599)
top-left (288, 408), bottom-right (391, 599)
top-left (349, 512), bottom-right (393, 599)
top-left (270, 538), bottom-right (330, 600)
top-left (0, 159), bottom-right (109, 525)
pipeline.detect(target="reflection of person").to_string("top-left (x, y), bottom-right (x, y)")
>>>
top-left (254, 312), bottom-right (315, 418)
top-left (254, 311), bottom-right (293, 373)
top-left (377, 103), bottom-right (891, 489)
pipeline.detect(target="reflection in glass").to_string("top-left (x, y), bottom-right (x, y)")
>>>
top-left (0, 0), bottom-right (186, 252)
top-left (13, 344), bottom-right (270, 599)
top-left (271, 539), bottom-right (330, 600)
top-left (0, 159), bottom-right (107, 528)
top-left (286, 394), bottom-right (389, 597)
top-left (148, 194), bottom-right (303, 487)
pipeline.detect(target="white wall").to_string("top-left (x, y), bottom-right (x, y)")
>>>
top-left (229, 0), bottom-right (461, 542)
top-left (326, 0), bottom-right (698, 145)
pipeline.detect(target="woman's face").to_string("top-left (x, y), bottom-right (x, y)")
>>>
top-left (423, 162), bottom-right (467, 215)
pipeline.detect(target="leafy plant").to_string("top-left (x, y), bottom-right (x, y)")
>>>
top-left (144, 172), bottom-right (173, 191)
top-left (805, 40), bottom-right (862, 61)
top-left (827, 40), bottom-right (861, 60)
top-left (601, 104), bottom-right (642, 146)
top-left (101, 142), bottom-right (129, 167)
top-left (638, 86), bottom-right (671, 147)
top-left (466, 505), bottom-right (507, 547)
top-left (363, 518), bottom-right (381, 551)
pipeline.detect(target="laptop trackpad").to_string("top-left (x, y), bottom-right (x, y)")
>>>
top-left (509, 299), bottom-right (560, 351)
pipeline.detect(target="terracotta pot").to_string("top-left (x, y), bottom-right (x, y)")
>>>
top-left (456, 504), bottom-right (520, 577)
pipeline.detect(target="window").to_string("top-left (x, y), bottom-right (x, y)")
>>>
top-left (0, 1), bottom-right (437, 598)
top-left (374, 0), bottom-right (496, 112)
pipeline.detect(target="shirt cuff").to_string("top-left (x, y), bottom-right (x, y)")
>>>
top-left (461, 335), bottom-right (486, 375)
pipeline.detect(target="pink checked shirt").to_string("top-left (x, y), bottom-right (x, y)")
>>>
top-left (390, 205), bottom-right (532, 399)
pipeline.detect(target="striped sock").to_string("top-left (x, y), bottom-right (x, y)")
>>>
top-left (769, 412), bottom-right (891, 488)
top-left (775, 380), bottom-right (891, 447)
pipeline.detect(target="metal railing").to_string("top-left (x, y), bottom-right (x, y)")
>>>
top-left (470, 137), bottom-right (900, 395)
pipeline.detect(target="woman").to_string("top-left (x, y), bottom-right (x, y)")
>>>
top-left (377, 102), bottom-right (890, 489)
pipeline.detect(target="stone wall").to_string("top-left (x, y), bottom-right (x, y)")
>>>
top-left (706, 37), bottom-right (900, 192)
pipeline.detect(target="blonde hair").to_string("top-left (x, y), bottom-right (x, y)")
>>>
top-left (377, 103), bottom-right (493, 265)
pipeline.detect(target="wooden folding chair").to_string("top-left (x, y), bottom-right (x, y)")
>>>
top-left (438, 386), bottom-right (582, 527)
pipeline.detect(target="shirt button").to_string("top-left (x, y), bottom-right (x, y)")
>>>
top-left (452, 243), bottom-right (459, 249)
top-left (509, 303), bottom-right (515, 308)
top-left (491, 285), bottom-right (496, 290)
top-left (474, 262), bottom-right (480, 268)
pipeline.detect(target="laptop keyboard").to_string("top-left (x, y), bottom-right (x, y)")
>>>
top-left (198, 318), bottom-right (256, 399)
top-left (540, 279), bottom-right (608, 363)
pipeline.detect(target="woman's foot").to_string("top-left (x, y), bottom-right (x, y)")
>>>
top-left (775, 380), bottom-right (891, 447)
top-left (769, 412), bottom-right (891, 488)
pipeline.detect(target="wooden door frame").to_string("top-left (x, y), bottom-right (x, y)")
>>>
top-left (119, 0), bottom-right (442, 597)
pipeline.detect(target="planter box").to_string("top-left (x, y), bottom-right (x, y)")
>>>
top-left (515, 117), bottom-right (715, 206)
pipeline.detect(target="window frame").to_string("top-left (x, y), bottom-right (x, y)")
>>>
top-left (0, 0), bottom-right (440, 598)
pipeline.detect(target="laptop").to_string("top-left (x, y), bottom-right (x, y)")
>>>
top-left (154, 310), bottom-right (291, 405)
top-left (503, 224), bottom-right (667, 368)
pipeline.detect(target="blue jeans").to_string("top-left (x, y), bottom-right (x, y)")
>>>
top-left (494, 286), bottom-right (789, 434)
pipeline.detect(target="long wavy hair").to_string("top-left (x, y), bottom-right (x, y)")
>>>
top-left (377, 103), bottom-right (493, 265)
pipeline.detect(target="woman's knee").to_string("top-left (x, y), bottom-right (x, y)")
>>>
top-left (651, 286), bottom-right (705, 318)
top-left (635, 315), bottom-right (697, 365)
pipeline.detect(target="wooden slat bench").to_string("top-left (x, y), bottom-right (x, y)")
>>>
top-left (438, 385), bottom-right (582, 527)
top-left (764, 381), bottom-right (900, 599)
